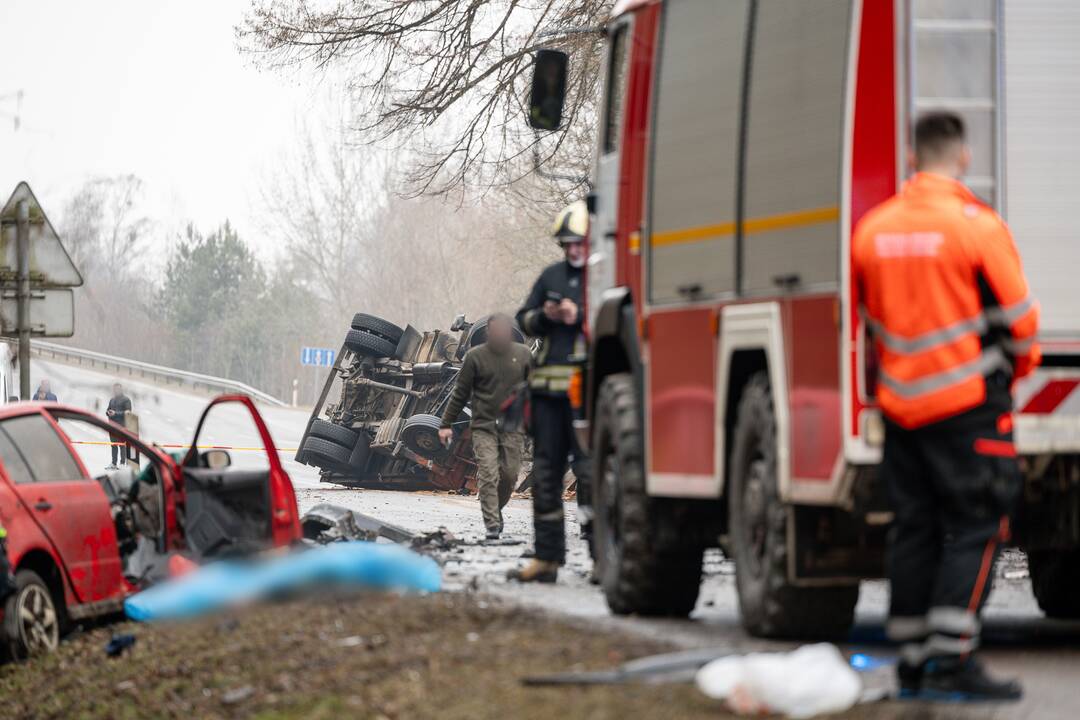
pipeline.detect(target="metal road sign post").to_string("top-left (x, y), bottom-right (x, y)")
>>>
top-left (300, 346), bottom-right (336, 406)
top-left (0, 182), bottom-right (84, 398)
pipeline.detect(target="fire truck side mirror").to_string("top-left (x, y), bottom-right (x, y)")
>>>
top-left (528, 49), bottom-right (569, 131)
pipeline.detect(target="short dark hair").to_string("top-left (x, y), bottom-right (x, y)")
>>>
top-left (914, 111), bottom-right (966, 165)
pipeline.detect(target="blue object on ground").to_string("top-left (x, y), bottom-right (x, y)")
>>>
top-left (849, 653), bottom-right (894, 672)
top-left (124, 541), bottom-right (441, 622)
top-left (105, 633), bottom-right (137, 657)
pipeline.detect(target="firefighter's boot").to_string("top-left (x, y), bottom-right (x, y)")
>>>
top-left (920, 658), bottom-right (1022, 702)
top-left (506, 559), bottom-right (559, 583)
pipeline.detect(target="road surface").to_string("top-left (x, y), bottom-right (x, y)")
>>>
top-left (30, 356), bottom-right (1080, 718)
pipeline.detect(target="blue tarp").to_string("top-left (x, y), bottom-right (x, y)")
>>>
top-left (124, 541), bottom-right (441, 622)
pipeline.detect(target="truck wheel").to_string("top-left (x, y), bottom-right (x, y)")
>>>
top-left (3, 570), bottom-right (61, 659)
top-left (308, 419), bottom-right (358, 447)
top-left (594, 373), bottom-right (703, 617)
top-left (729, 372), bottom-right (857, 639)
top-left (401, 414), bottom-right (446, 458)
top-left (345, 329), bottom-right (397, 358)
top-left (350, 313), bottom-right (404, 345)
top-left (1028, 550), bottom-right (1080, 618)
top-left (302, 436), bottom-right (352, 470)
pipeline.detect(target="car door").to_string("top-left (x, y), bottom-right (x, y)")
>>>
top-left (0, 412), bottom-right (124, 603)
top-left (180, 395), bottom-right (300, 558)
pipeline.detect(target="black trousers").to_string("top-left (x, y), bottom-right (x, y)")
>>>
top-left (883, 397), bottom-right (1021, 665)
top-left (530, 392), bottom-right (577, 563)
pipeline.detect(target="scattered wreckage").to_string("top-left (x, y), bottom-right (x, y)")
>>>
top-left (296, 313), bottom-right (528, 491)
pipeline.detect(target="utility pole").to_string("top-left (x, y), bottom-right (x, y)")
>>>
top-left (15, 198), bottom-right (30, 398)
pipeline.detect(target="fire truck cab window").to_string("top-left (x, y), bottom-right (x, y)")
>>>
top-left (602, 25), bottom-right (630, 155)
top-left (741, 0), bottom-right (852, 295)
top-left (647, 0), bottom-right (749, 304)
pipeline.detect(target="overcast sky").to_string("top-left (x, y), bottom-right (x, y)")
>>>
top-left (0, 0), bottom-right (317, 253)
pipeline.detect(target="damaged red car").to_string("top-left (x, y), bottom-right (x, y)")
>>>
top-left (0, 395), bottom-right (300, 659)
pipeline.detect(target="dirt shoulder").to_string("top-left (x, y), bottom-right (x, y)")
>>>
top-left (0, 592), bottom-right (720, 720)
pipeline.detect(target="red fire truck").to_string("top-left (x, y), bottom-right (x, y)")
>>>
top-left (527, 0), bottom-right (1080, 637)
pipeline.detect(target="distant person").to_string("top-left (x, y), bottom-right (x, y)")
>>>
top-left (32, 380), bottom-right (57, 402)
top-left (106, 383), bottom-right (133, 469)
top-left (439, 313), bottom-right (531, 540)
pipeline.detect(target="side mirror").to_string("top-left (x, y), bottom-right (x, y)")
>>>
top-left (528, 49), bottom-right (569, 131)
top-left (204, 449), bottom-right (232, 470)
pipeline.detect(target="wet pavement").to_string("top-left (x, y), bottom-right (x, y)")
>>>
top-left (297, 486), bottom-right (1080, 720)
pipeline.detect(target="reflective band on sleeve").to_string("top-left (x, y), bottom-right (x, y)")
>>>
top-left (879, 347), bottom-right (1010, 399)
top-left (867, 314), bottom-right (988, 355)
top-left (1003, 336), bottom-right (1036, 355)
top-left (985, 294), bottom-right (1036, 327)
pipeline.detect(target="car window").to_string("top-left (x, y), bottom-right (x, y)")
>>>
top-left (0, 414), bottom-right (85, 483)
top-left (0, 425), bottom-right (36, 485)
top-left (55, 416), bottom-right (135, 477)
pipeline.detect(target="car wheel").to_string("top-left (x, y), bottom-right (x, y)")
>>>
top-left (3, 570), bottom-right (61, 660)
top-left (593, 373), bottom-right (703, 617)
top-left (345, 329), bottom-right (397, 358)
top-left (729, 371), bottom-right (858, 639)
top-left (1028, 549), bottom-right (1080, 618)
top-left (301, 436), bottom-right (353, 470)
top-left (401, 414), bottom-right (446, 458)
top-left (350, 313), bottom-right (404, 345)
top-left (308, 419), bottom-right (358, 448)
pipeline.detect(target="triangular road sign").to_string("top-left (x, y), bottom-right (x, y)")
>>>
top-left (0, 181), bottom-right (84, 287)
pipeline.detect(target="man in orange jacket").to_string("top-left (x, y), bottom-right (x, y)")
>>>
top-left (854, 112), bottom-right (1039, 701)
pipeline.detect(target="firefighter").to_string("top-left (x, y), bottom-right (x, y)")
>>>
top-left (509, 199), bottom-right (593, 583)
top-left (853, 111), bottom-right (1039, 701)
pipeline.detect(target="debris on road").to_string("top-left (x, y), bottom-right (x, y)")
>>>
top-left (410, 526), bottom-right (460, 551)
top-left (301, 502), bottom-right (414, 544)
top-left (695, 644), bottom-right (862, 718)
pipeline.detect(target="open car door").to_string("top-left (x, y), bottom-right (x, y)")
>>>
top-left (181, 395), bottom-right (300, 558)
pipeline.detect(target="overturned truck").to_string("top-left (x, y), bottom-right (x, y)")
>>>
top-left (296, 312), bottom-right (525, 491)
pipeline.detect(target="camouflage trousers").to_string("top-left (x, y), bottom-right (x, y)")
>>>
top-left (471, 429), bottom-right (525, 532)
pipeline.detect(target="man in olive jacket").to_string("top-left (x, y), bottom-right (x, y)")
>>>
top-left (440, 314), bottom-right (531, 539)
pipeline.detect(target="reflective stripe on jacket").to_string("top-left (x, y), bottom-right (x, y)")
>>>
top-left (853, 172), bottom-right (1041, 429)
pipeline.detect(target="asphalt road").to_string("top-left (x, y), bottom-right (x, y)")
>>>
top-left (295, 485), bottom-right (1080, 720)
top-left (28, 357), bottom-right (1080, 718)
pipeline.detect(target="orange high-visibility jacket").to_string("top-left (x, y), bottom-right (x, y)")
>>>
top-left (853, 172), bottom-right (1040, 429)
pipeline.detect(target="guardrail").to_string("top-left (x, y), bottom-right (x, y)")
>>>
top-left (3, 338), bottom-right (287, 407)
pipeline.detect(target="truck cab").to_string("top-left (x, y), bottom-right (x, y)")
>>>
top-left (529, 0), bottom-right (1080, 635)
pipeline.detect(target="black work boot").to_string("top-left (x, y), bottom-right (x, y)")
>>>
top-left (897, 661), bottom-right (924, 698)
top-left (921, 657), bottom-right (1022, 702)
top-left (485, 528), bottom-right (501, 541)
top-left (506, 559), bottom-right (558, 583)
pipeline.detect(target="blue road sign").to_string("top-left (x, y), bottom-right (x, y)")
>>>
top-left (300, 346), bottom-right (336, 368)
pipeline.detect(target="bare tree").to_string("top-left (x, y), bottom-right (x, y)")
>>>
top-left (59, 174), bottom-right (151, 277)
top-left (238, 0), bottom-right (608, 199)
top-left (261, 121), bottom-right (393, 327)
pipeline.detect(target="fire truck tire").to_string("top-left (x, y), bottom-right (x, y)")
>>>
top-left (302, 437), bottom-right (353, 469)
top-left (350, 313), bottom-right (404, 344)
top-left (1028, 549), bottom-right (1080, 618)
top-left (308, 419), bottom-right (359, 448)
top-left (594, 372), bottom-right (703, 618)
top-left (344, 329), bottom-right (397, 358)
top-left (729, 371), bottom-right (857, 639)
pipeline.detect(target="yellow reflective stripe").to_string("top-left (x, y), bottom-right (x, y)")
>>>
top-left (650, 206), bottom-right (840, 248)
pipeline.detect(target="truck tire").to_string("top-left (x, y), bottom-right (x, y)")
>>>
top-left (350, 313), bottom-right (404, 345)
top-left (729, 372), bottom-right (857, 639)
top-left (401, 414), bottom-right (446, 458)
top-left (3, 569), bottom-right (61, 659)
top-left (308, 419), bottom-right (358, 448)
top-left (1028, 549), bottom-right (1080, 618)
top-left (593, 372), bottom-right (703, 617)
top-left (302, 436), bottom-right (352, 469)
top-left (345, 329), bottom-right (397, 358)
